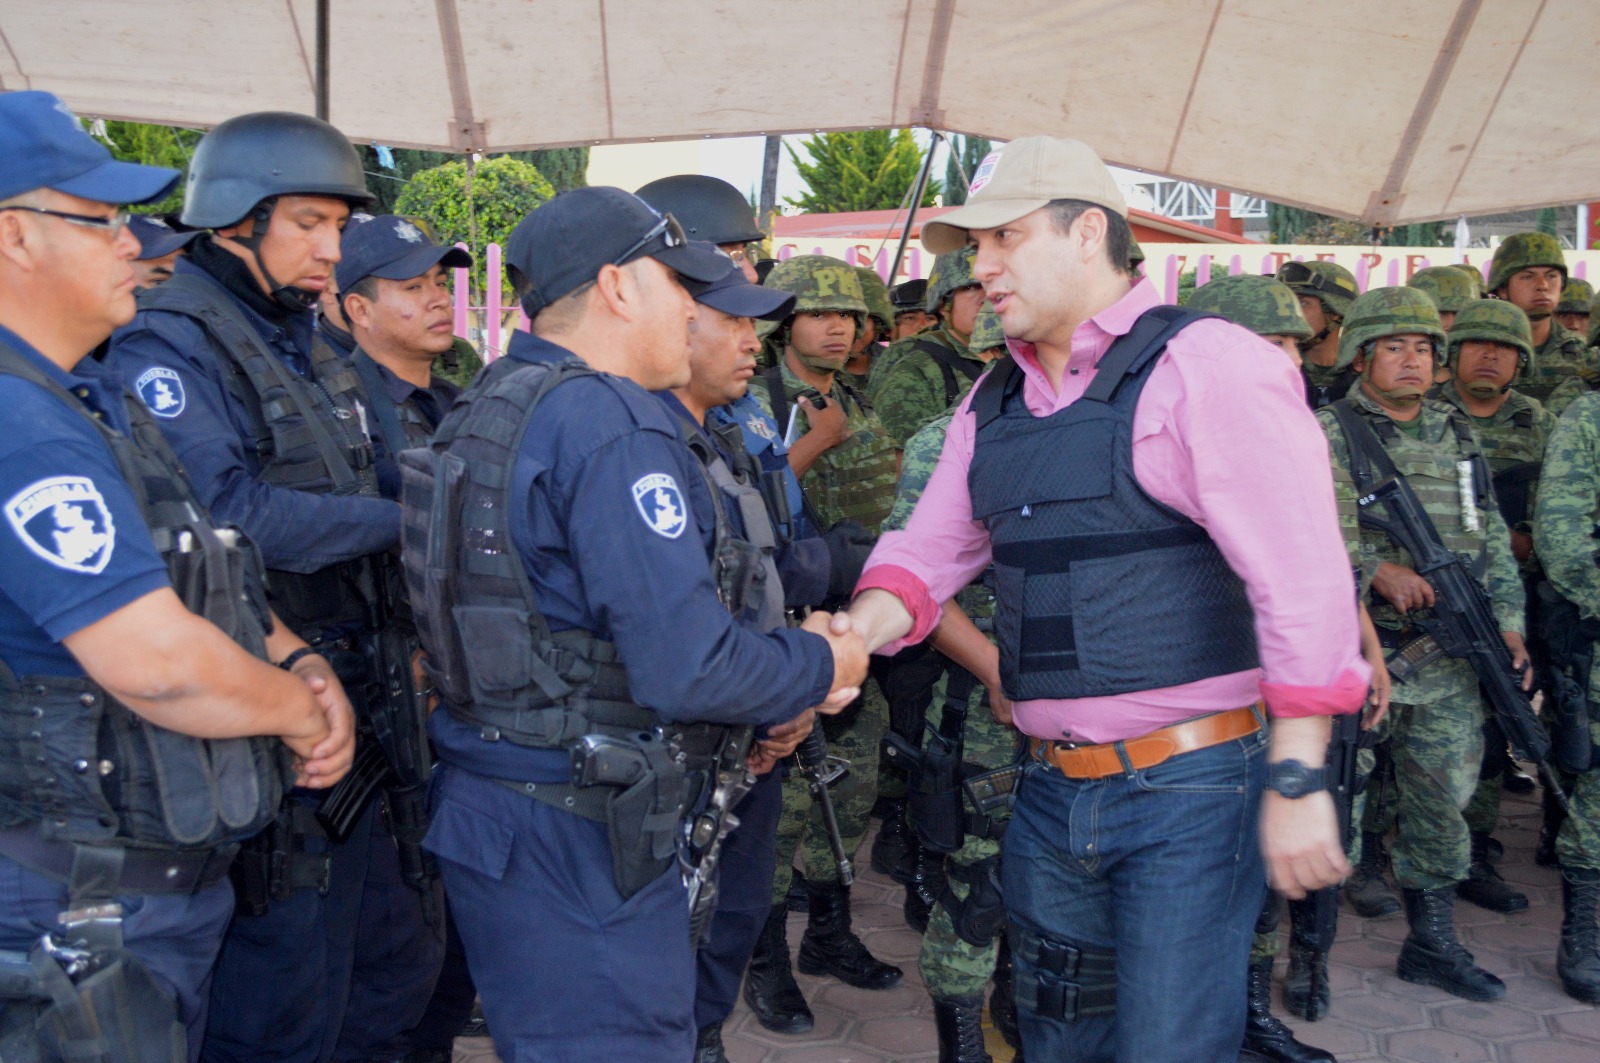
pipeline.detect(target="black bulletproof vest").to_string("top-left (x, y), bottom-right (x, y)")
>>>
top-left (968, 306), bottom-right (1260, 701)
top-left (0, 341), bottom-right (286, 851)
top-left (400, 356), bottom-right (661, 748)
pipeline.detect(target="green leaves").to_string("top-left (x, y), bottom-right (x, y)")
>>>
top-left (393, 156), bottom-right (555, 253)
top-left (785, 130), bottom-right (941, 214)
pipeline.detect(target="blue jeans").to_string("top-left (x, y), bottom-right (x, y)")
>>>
top-left (1002, 726), bottom-right (1268, 1063)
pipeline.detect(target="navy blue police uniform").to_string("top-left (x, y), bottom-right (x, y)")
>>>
top-left (418, 326), bottom-right (835, 1058)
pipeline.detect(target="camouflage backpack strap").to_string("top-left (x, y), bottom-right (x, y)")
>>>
top-left (1327, 398), bottom-right (1390, 498)
top-left (910, 337), bottom-right (981, 407)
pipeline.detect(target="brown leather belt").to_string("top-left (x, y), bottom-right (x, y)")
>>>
top-left (1030, 704), bottom-right (1264, 780)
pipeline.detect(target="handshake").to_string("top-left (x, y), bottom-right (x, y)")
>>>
top-left (801, 609), bottom-right (870, 714)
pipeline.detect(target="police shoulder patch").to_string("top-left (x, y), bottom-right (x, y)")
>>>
top-left (5, 476), bottom-right (116, 574)
top-left (631, 473), bottom-right (687, 539)
top-left (135, 366), bottom-right (186, 418)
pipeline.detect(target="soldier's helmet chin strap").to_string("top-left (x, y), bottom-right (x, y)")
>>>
top-left (233, 198), bottom-right (322, 313)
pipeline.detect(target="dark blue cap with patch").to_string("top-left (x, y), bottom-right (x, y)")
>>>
top-left (682, 242), bottom-right (795, 321)
top-left (0, 91), bottom-right (179, 205)
top-left (504, 187), bottom-right (728, 315)
top-left (128, 215), bottom-right (200, 260)
top-left (336, 213), bottom-right (473, 294)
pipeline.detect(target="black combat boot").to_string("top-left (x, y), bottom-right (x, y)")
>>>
top-left (989, 936), bottom-right (1023, 1054)
top-left (1282, 943), bottom-right (1331, 1021)
top-left (797, 878), bottom-right (904, 989)
top-left (786, 867), bottom-right (809, 912)
top-left (1240, 957), bottom-right (1336, 1063)
top-left (1397, 886), bottom-right (1506, 1001)
top-left (871, 798), bottom-right (911, 878)
top-left (1558, 867), bottom-right (1600, 1004)
top-left (1341, 832), bottom-right (1401, 918)
top-left (1457, 832), bottom-right (1529, 913)
top-left (694, 1021), bottom-right (728, 1063)
top-left (903, 844), bottom-right (946, 934)
top-left (932, 994), bottom-right (991, 1063)
top-left (743, 903), bottom-right (814, 1033)
top-left (1536, 794), bottom-right (1566, 868)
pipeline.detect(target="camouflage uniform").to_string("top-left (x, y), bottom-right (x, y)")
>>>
top-left (1488, 233), bottom-right (1597, 406)
top-left (1276, 260), bottom-right (1360, 407)
top-left (868, 248), bottom-right (979, 406)
top-left (1529, 391), bottom-right (1600, 1002)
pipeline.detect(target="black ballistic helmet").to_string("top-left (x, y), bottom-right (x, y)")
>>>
top-left (889, 278), bottom-right (929, 312)
top-left (182, 111), bottom-right (374, 229)
top-left (634, 174), bottom-right (764, 245)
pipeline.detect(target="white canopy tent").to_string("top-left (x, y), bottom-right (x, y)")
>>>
top-left (2, 0), bottom-right (1596, 225)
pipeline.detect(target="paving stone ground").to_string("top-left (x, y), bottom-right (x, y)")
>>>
top-left (453, 782), bottom-right (1599, 1062)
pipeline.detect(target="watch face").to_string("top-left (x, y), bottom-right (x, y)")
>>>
top-left (1269, 760), bottom-right (1320, 798)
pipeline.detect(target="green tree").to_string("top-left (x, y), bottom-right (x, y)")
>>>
top-left (785, 130), bottom-right (940, 214)
top-left (393, 156), bottom-right (555, 254)
top-left (1537, 206), bottom-right (1560, 237)
top-left (361, 146), bottom-right (586, 214)
top-left (88, 120), bottom-right (204, 216)
top-left (942, 134), bottom-right (992, 206)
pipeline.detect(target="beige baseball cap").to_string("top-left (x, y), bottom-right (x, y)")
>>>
top-left (922, 136), bottom-right (1128, 254)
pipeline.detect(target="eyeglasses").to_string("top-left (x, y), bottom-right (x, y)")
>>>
top-left (0, 206), bottom-right (132, 236)
top-left (612, 213), bottom-right (687, 268)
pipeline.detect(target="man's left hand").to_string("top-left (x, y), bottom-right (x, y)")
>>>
top-left (1503, 631), bottom-right (1533, 691)
top-left (749, 709), bottom-right (816, 774)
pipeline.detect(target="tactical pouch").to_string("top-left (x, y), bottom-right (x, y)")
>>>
top-left (1013, 927), bottom-right (1117, 1024)
top-left (604, 772), bottom-right (681, 901)
top-left (230, 802), bottom-right (330, 916)
top-left (16, 938), bottom-right (187, 1063)
top-left (907, 734), bottom-right (965, 854)
top-left (943, 855), bottom-right (1007, 947)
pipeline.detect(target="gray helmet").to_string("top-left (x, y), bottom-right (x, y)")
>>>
top-left (634, 174), bottom-right (764, 245)
top-left (181, 112), bottom-right (373, 229)
top-left (1407, 266), bottom-right (1478, 314)
top-left (1186, 275), bottom-right (1312, 339)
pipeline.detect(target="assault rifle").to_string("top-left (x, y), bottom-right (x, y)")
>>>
top-left (794, 721), bottom-right (853, 885)
top-left (1330, 404), bottom-right (1568, 811)
top-left (682, 726), bottom-right (757, 946)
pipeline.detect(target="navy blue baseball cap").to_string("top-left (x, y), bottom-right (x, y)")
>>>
top-left (0, 91), bottom-right (179, 205)
top-left (683, 242), bottom-right (795, 321)
top-left (128, 215), bottom-right (200, 260)
top-left (505, 187), bottom-right (728, 315)
top-left (336, 214), bottom-right (473, 294)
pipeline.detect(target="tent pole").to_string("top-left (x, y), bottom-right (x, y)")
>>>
top-left (315, 0), bottom-right (330, 121)
top-left (758, 135), bottom-right (782, 235)
top-left (890, 130), bottom-right (942, 282)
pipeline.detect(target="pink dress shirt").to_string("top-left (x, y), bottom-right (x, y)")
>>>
top-left (859, 278), bottom-right (1369, 743)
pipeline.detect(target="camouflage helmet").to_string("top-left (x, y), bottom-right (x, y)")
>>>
top-left (1445, 299), bottom-right (1533, 368)
top-left (1488, 231), bottom-right (1567, 293)
top-left (762, 254), bottom-right (867, 317)
top-left (1590, 289), bottom-right (1600, 347)
top-left (1558, 277), bottom-right (1595, 315)
top-left (1185, 275), bottom-right (1312, 339)
top-left (1451, 263), bottom-right (1486, 299)
top-left (854, 265), bottom-right (894, 332)
top-left (1274, 259), bottom-right (1359, 319)
top-left (1406, 266), bottom-right (1478, 314)
top-left (1338, 286), bottom-right (1447, 371)
top-left (925, 246), bottom-right (979, 312)
top-left (968, 301), bottom-right (1006, 353)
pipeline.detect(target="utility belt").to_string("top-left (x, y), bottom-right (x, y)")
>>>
top-left (0, 830), bottom-right (236, 897)
top-left (1029, 704), bottom-right (1264, 780)
top-left (491, 722), bottom-right (736, 902)
top-left (229, 801), bottom-right (332, 917)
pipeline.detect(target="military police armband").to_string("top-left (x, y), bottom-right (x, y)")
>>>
top-left (276, 646), bottom-right (319, 672)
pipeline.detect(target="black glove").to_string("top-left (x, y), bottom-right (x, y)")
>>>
top-left (822, 519), bottom-right (876, 600)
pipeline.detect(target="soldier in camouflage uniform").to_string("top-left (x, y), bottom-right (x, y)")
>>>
top-left (868, 247), bottom-right (988, 445)
top-left (1529, 392), bottom-right (1600, 1004)
top-left (1319, 287), bottom-right (1528, 1003)
top-left (1276, 260), bottom-right (1362, 407)
top-left (842, 265), bottom-right (893, 394)
top-left (1488, 232), bottom-right (1595, 409)
top-left (889, 278), bottom-right (937, 340)
top-left (1407, 265), bottom-right (1479, 333)
top-left (741, 255), bottom-right (904, 1034)
top-left (1428, 300), bottom-right (1551, 915)
top-left (1557, 277), bottom-right (1594, 338)
top-left (1187, 274), bottom-right (1338, 1063)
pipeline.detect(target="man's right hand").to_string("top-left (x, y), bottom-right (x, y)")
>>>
top-left (1371, 561), bottom-right (1436, 613)
top-left (802, 609), bottom-right (867, 712)
top-left (797, 394), bottom-right (850, 450)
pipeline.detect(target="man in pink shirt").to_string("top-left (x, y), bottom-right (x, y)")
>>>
top-left (840, 137), bottom-right (1369, 1062)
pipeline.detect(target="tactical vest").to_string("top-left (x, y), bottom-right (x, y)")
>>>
top-left (1437, 386), bottom-right (1545, 529)
top-left (0, 342), bottom-right (286, 855)
top-left (910, 337), bottom-right (983, 409)
top-left (138, 275), bottom-right (384, 633)
top-left (1328, 396), bottom-right (1495, 630)
top-left (756, 366), bottom-right (898, 533)
top-left (968, 306), bottom-right (1260, 701)
top-left (350, 349), bottom-right (438, 456)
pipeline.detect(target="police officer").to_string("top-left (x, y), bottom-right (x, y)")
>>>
top-left (868, 247), bottom-right (987, 442)
top-left (1407, 265), bottom-right (1479, 333)
top-left (652, 246), bottom-right (808, 1063)
top-left (890, 278), bottom-right (938, 340)
top-left (0, 89), bottom-right (354, 1059)
top-left (407, 187), bottom-right (865, 1059)
top-left (105, 112), bottom-right (424, 1063)
top-left (129, 214), bottom-right (199, 291)
top-left (1488, 232), bottom-right (1594, 408)
top-left (1276, 260), bottom-right (1361, 407)
top-left (742, 255), bottom-right (904, 1034)
top-left (1318, 287), bottom-right (1529, 1002)
top-left (1530, 387), bottom-right (1600, 1005)
top-left (634, 174), bottom-right (766, 283)
top-left (1558, 277), bottom-right (1595, 338)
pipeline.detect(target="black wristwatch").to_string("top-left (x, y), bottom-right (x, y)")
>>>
top-left (1265, 759), bottom-right (1327, 799)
